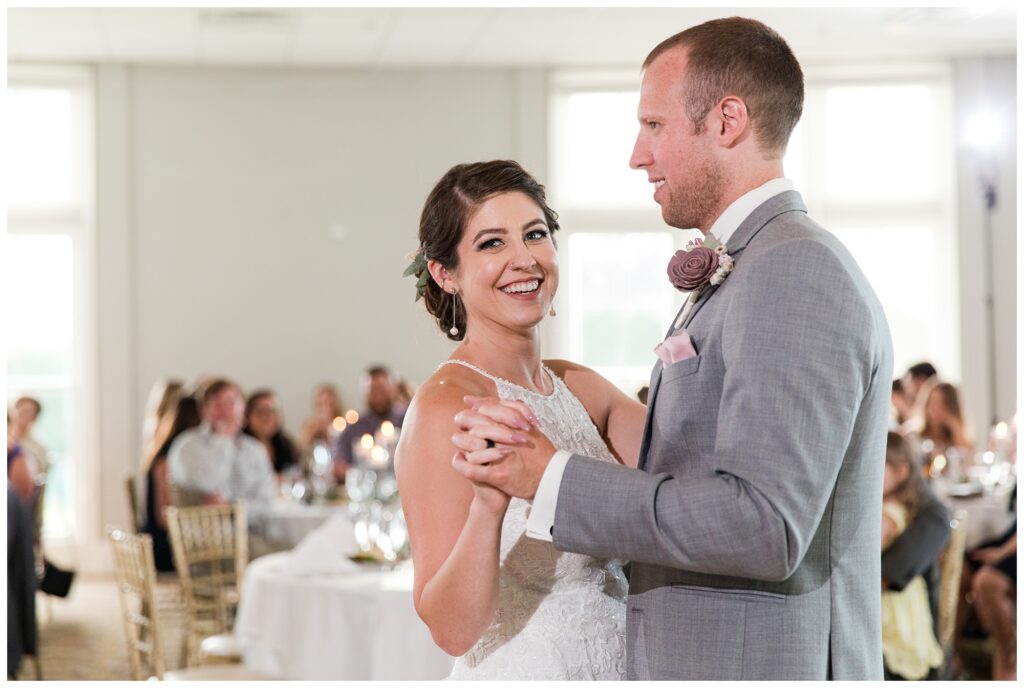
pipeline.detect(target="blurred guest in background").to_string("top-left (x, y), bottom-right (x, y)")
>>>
top-left (141, 394), bottom-right (201, 571)
top-left (168, 378), bottom-right (275, 507)
top-left (333, 365), bottom-right (405, 474)
top-left (8, 397), bottom-right (49, 477)
top-left (243, 389), bottom-right (299, 475)
top-left (298, 383), bottom-right (343, 456)
top-left (880, 432), bottom-right (944, 680)
top-left (902, 361), bottom-right (938, 407)
top-left (955, 487), bottom-right (1016, 680)
top-left (141, 378), bottom-right (184, 456)
top-left (395, 378), bottom-right (417, 413)
top-left (6, 439), bottom-right (36, 505)
top-left (890, 378), bottom-right (913, 431)
top-left (920, 382), bottom-right (974, 475)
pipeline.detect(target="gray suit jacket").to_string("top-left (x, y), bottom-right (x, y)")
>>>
top-left (552, 191), bottom-right (893, 680)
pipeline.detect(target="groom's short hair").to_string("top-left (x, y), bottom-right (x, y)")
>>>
top-left (644, 17), bottom-right (804, 158)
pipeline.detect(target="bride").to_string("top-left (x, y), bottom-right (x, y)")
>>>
top-left (394, 160), bottom-right (646, 679)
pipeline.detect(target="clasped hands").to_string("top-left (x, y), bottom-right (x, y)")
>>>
top-left (451, 396), bottom-right (555, 500)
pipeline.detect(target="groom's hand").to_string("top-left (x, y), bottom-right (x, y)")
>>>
top-left (450, 396), bottom-right (555, 500)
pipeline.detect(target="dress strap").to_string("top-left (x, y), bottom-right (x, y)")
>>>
top-left (437, 359), bottom-right (558, 398)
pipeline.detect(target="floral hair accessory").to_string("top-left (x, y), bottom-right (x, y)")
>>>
top-left (667, 233), bottom-right (734, 293)
top-left (403, 248), bottom-right (431, 301)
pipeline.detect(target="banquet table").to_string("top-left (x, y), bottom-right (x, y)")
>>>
top-left (234, 551), bottom-right (454, 680)
top-left (933, 480), bottom-right (1016, 550)
top-left (248, 501), bottom-right (349, 550)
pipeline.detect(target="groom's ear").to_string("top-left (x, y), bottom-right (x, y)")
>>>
top-left (715, 96), bottom-right (749, 148)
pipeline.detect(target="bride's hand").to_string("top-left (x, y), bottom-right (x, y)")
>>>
top-left (458, 452), bottom-right (512, 517)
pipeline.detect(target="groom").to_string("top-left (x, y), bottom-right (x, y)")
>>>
top-left (453, 16), bottom-right (892, 680)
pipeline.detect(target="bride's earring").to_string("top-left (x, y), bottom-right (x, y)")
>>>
top-left (549, 304), bottom-right (557, 317)
top-left (448, 288), bottom-right (460, 336)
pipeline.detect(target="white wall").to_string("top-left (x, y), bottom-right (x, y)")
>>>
top-left (93, 64), bottom-right (547, 543)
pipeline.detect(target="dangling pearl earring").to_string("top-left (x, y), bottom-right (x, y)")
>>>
top-left (549, 304), bottom-right (557, 317)
top-left (448, 288), bottom-right (460, 336)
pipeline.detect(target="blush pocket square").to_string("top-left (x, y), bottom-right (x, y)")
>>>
top-left (654, 329), bottom-right (697, 366)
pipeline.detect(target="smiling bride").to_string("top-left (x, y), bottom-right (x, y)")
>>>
top-left (394, 160), bottom-right (646, 680)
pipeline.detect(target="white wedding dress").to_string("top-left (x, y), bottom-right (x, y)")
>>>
top-left (442, 360), bottom-right (627, 681)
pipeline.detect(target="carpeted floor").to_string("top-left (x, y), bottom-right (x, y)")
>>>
top-left (15, 574), bottom-right (187, 681)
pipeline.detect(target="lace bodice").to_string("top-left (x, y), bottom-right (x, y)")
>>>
top-left (442, 360), bottom-right (627, 680)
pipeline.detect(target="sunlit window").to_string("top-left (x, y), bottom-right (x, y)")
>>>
top-left (567, 232), bottom-right (676, 391)
top-left (4, 235), bottom-right (76, 537)
top-left (6, 67), bottom-right (93, 540)
top-left (551, 66), bottom-right (958, 393)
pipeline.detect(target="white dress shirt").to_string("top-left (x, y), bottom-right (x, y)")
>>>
top-left (526, 178), bottom-right (795, 541)
top-left (167, 423), bottom-right (276, 506)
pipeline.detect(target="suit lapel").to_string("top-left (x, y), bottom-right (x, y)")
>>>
top-left (637, 191), bottom-right (809, 472)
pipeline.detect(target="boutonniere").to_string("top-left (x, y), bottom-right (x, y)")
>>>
top-left (666, 233), bottom-right (734, 293)
top-left (668, 233), bottom-right (734, 329)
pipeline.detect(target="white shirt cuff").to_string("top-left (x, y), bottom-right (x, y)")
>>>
top-left (525, 450), bottom-right (572, 542)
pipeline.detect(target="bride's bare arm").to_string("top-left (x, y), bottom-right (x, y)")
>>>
top-left (395, 378), bottom-right (511, 656)
top-left (546, 360), bottom-right (647, 468)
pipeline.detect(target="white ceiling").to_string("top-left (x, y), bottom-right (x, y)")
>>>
top-left (7, 7), bottom-right (1017, 69)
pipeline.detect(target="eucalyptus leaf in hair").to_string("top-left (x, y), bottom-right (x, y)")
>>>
top-left (403, 249), bottom-right (430, 301)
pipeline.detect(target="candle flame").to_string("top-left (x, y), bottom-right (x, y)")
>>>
top-left (371, 445), bottom-right (387, 463)
top-left (332, 417), bottom-right (347, 432)
top-left (360, 433), bottom-right (374, 450)
top-left (381, 420), bottom-right (395, 437)
top-left (345, 409), bottom-right (360, 424)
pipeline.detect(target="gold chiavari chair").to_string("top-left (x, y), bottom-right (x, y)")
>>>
top-left (165, 504), bottom-right (248, 667)
top-left (108, 527), bottom-right (272, 680)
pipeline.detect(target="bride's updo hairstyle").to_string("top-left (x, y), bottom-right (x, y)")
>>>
top-left (418, 160), bottom-right (560, 341)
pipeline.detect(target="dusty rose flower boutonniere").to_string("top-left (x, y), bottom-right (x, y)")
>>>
top-left (668, 233), bottom-right (734, 329)
top-left (666, 233), bottom-right (734, 293)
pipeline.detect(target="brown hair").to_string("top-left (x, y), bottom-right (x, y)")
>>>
top-left (885, 431), bottom-right (929, 523)
top-left (417, 160), bottom-right (559, 341)
top-left (643, 17), bottom-right (804, 157)
top-left (921, 381), bottom-right (971, 449)
top-left (244, 389), bottom-right (277, 420)
top-left (142, 394), bottom-right (201, 474)
top-left (202, 378), bottom-right (240, 406)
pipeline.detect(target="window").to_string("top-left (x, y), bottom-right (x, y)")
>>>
top-left (549, 75), bottom-right (693, 394)
top-left (549, 65), bottom-right (958, 391)
top-left (794, 68), bottom-right (959, 379)
top-left (6, 66), bottom-right (94, 540)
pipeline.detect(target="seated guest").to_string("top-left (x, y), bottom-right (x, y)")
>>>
top-left (142, 394), bottom-right (201, 571)
top-left (243, 389), bottom-right (299, 475)
top-left (881, 431), bottom-right (945, 680)
top-left (955, 488), bottom-right (1016, 680)
top-left (333, 365), bottom-right (406, 475)
top-left (902, 361), bottom-right (938, 407)
top-left (298, 383), bottom-right (343, 457)
top-left (141, 378), bottom-right (184, 459)
top-left (167, 378), bottom-right (275, 507)
top-left (920, 382), bottom-right (973, 475)
top-left (8, 397), bottom-right (49, 477)
top-left (890, 378), bottom-right (913, 431)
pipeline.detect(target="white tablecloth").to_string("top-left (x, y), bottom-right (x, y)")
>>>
top-left (249, 501), bottom-right (348, 550)
top-left (934, 481), bottom-right (1015, 550)
top-left (234, 552), bottom-right (454, 680)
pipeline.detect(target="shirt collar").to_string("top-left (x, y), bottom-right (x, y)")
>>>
top-left (708, 178), bottom-right (794, 248)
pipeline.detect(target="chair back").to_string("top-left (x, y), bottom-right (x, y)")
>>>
top-left (107, 527), bottom-right (167, 680)
top-left (169, 483), bottom-right (209, 507)
top-left (125, 474), bottom-right (141, 533)
top-left (166, 503), bottom-right (248, 666)
top-left (937, 509), bottom-right (969, 651)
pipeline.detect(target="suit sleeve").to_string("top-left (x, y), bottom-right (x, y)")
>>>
top-left (553, 239), bottom-right (881, 581)
top-left (881, 493), bottom-right (951, 590)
